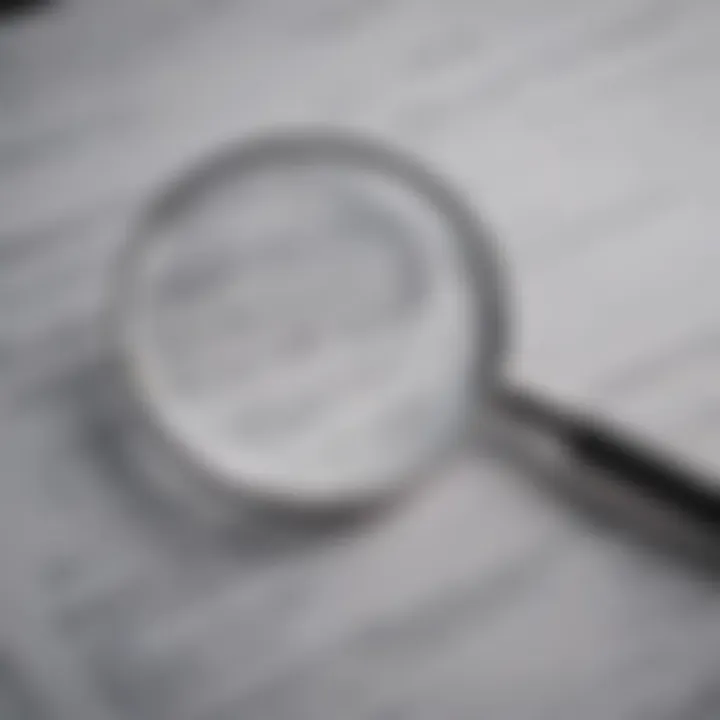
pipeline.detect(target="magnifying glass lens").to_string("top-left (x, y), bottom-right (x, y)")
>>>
top-left (118, 138), bottom-right (489, 508)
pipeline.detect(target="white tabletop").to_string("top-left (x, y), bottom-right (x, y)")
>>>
top-left (0, 1), bottom-right (719, 718)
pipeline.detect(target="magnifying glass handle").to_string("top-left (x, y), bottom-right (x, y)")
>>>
top-left (501, 387), bottom-right (720, 528)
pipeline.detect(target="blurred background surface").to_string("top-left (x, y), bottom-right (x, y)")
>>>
top-left (0, 1), bottom-right (719, 718)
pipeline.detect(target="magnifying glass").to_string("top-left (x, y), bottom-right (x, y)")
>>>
top-left (108, 129), bottom-right (720, 526)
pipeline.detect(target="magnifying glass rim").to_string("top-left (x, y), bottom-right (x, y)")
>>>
top-left (107, 127), bottom-right (510, 513)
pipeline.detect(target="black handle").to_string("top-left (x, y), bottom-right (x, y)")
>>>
top-left (500, 386), bottom-right (720, 527)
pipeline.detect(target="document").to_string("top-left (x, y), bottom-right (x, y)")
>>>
top-left (0, 0), bottom-right (718, 717)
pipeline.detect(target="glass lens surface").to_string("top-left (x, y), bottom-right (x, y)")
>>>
top-left (122, 140), bottom-right (485, 504)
